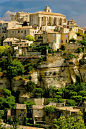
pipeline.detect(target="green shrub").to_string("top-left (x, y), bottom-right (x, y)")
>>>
top-left (69, 38), bottom-right (76, 43)
top-left (58, 99), bottom-right (64, 103)
top-left (78, 90), bottom-right (86, 97)
top-left (79, 59), bottom-right (86, 65)
top-left (54, 95), bottom-right (62, 99)
top-left (66, 99), bottom-right (77, 106)
top-left (45, 106), bottom-right (55, 115)
top-left (82, 97), bottom-right (86, 102)
top-left (47, 98), bottom-right (53, 104)
top-left (56, 92), bottom-right (63, 97)
top-left (69, 91), bottom-right (77, 97)
top-left (71, 96), bottom-right (82, 102)
top-left (61, 45), bottom-right (66, 50)
top-left (77, 47), bottom-right (83, 53)
top-left (0, 67), bottom-right (2, 72)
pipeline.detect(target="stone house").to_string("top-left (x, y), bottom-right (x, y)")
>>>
top-left (43, 31), bottom-right (61, 50)
top-left (7, 26), bottom-right (38, 39)
top-left (32, 105), bottom-right (45, 124)
top-left (61, 30), bottom-right (77, 45)
top-left (7, 103), bottom-right (26, 123)
top-left (0, 20), bottom-right (22, 40)
top-left (15, 11), bottom-right (30, 23)
top-left (3, 37), bottom-right (19, 47)
top-left (67, 19), bottom-right (78, 29)
top-left (56, 106), bottom-right (80, 117)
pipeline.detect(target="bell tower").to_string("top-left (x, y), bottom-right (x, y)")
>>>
top-left (44, 5), bottom-right (52, 12)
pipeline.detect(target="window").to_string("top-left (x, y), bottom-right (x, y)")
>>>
top-left (18, 30), bottom-right (20, 33)
top-left (12, 31), bottom-right (14, 34)
top-left (75, 29), bottom-right (78, 32)
top-left (21, 109), bottom-right (24, 112)
top-left (38, 113), bottom-right (41, 116)
top-left (66, 35), bottom-right (67, 38)
top-left (21, 30), bottom-right (23, 33)
top-left (67, 114), bottom-right (69, 117)
top-left (53, 34), bottom-right (55, 37)
top-left (24, 30), bottom-right (26, 34)
top-left (15, 31), bottom-right (16, 34)
top-left (53, 40), bottom-right (55, 43)
top-left (65, 39), bottom-right (68, 43)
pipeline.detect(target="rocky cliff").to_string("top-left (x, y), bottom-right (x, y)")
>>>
top-left (37, 53), bottom-right (86, 89)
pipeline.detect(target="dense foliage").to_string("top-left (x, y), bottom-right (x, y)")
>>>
top-left (7, 60), bottom-right (24, 78)
top-left (53, 112), bottom-right (85, 129)
top-left (26, 35), bottom-right (35, 42)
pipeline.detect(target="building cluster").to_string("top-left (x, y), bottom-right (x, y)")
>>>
top-left (0, 5), bottom-right (85, 52)
top-left (6, 97), bottom-right (86, 129)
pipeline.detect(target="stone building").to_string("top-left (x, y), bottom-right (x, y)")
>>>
top-left (3, 37), bottom-right (19, 46)
top-left (0, 20), bottom-right (22, 40)
top-left (7, 103), bottom-right (26, 123)
top-left (7, 26), bottom-right (38, 39)
top-left (43, 31), bottom-right (61, 50)
top-left (10, 11), bottom-right (30, 23)
top-left (15, 11), bottom-right (30, 23)
top-left (30, 5), bottom-right (67, 27)
top-left (32, 105), bottom-right (45, 124)
top-left (67, 19), bottom-right (78, 29)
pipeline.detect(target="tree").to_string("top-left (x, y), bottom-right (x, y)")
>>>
top-left (7, 60), bottom-right (24, 79)
top-left (26, 35), bottom-right (35, 42)
top-left (24, 100), bottom-right (35, 123)
top-left (25, 81), bottom-right (36, 93)
top-left (53, 112), bottom-right (85, 129)
top-left (61, 45), bottom-right (66, 50)
top-left (66, 99), bottom-right (77, 106)
top-left (45, 106), bottom-right (55, 115)
top-left (0, 46), bottom-right (5, 56)
top-left (7, 50), bottom-right (12, 65)
top-left (69, 38), bottom-right (76, 43)
top-left (0, 110), bottom-right (4, 119)
top-left (35, 88), bottom-right (44, 98)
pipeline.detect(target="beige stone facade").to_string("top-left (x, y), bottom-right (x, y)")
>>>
top-left (30, 6), bottom-right (67, 27)
top-left (32, 105), bottom-right (45, 124)
top-left (3, 37), bottom-right (19, 46)
top-left (10, 11), bottom-right (30, 23)
top-left (7, 103), bottom-right (26, 123)
top-left (0, 20), bottom-right (22, 40)
top-left (67, 19), bottom-right (78, 29)
top-left (43, 31), bottom-right (61, 50)
top-left (7, 26), bottom-right (38, 39)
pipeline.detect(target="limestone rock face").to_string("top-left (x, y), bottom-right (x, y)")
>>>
top-left (37, 56), bottom-right (86, 89)
top-left (0, 77), bottom-right (10, 89)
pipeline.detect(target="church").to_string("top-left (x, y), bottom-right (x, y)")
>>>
top-left (30, 5), bottom-right (67, 27)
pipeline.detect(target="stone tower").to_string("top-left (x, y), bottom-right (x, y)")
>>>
top-left (44, 5), bottom-right (52, 12)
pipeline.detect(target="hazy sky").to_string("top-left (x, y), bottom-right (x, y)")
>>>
top-left (0, 0), bottom-right (86, 27)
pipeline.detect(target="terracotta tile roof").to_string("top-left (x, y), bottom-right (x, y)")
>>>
top-left (31, 11), bottom-right (65, 17)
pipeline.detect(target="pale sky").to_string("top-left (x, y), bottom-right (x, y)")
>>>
top-left (0, 0), bottom-right (86, 27)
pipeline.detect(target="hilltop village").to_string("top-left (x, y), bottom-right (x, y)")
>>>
top-left (0, 5), bottom-right (86, 129)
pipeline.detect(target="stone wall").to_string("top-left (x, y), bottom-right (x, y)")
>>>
top-left (65, 43), bottom-right (82, 50)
